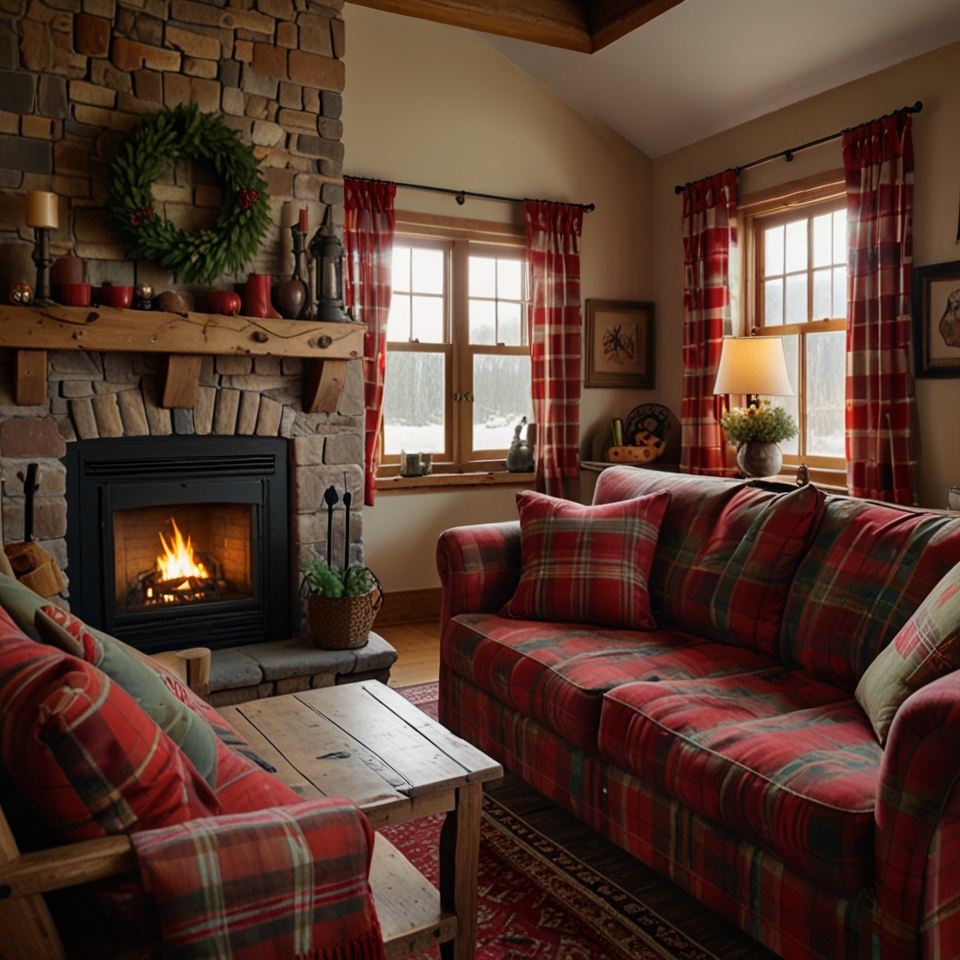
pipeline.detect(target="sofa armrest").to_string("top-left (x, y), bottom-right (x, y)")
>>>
top-left (874, 671), bottom-right (960, 952)
top-left (436, 521), bottom-right (522, 624)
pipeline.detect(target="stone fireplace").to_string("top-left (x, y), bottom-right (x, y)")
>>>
top-left (0, 0), bottom-right (365, 650)
top-left (0, 346), bottom-right (364, 644)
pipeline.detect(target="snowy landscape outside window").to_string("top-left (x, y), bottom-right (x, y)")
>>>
top-left (748, 192), bottom-right (848, 481)
top-left (381, 235), bottom-right (533, 474)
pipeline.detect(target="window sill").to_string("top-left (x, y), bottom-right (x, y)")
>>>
top-left (375, 471), bottom-right (536, 494)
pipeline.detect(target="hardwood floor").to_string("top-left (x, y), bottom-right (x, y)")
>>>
top-left (380, 618), bottom-right (775, 960)
top-left (379, 619), bottom-right (441, 688)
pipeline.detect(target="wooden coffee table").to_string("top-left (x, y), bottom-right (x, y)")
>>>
top-left (221, 680), bottom-right (502, 960)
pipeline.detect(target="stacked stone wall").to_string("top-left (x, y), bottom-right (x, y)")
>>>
top-left (0, 0), bottom-right (345, 294)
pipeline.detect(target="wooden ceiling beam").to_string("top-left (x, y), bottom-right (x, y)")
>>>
top-left (349, 0), bottom-right (593, 53)
top-left (588, 0), bottom-right (686, 51)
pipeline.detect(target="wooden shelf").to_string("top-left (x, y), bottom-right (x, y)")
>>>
top-left (0, 304), bottom-right (365, 414)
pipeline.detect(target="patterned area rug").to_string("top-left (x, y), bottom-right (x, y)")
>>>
top-left (383, 682), bottom-right (718, 960)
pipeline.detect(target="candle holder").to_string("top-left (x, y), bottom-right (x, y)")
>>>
top-left (31, 227), bottom-right (55, 306)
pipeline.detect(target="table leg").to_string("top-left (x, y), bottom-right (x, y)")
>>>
top-left (438, 781), bottom-right (482, 960)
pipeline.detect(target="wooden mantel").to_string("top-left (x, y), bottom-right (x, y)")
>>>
top-left (0, 305), bottom-right (366, 415)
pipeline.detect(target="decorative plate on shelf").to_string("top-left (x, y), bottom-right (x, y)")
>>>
top-left (625, 403), bottom-right (672, 446)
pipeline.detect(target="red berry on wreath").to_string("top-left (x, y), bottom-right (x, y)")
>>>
top-left (237, 188), bottom-right (259, 211)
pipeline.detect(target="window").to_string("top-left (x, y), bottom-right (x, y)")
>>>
top-left (745, 184), bottom-right (848, 481)
top-left (380, 233), bottom-right (533, 475)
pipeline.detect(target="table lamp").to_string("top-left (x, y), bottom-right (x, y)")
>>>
top-left (26, 190), bottom-right (58, 306)
top-left (713, 336), bottom-right (794, 406)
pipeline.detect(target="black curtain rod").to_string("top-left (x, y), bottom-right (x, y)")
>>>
top-left (673, 101), bottom-right (923, 196)
top-left (346, 175), bottom-right (595, 212)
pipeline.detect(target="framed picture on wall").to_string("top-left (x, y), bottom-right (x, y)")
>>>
top-left (912, 259), bottom-right (960, 377)
top-left (584, 299), bottom-right (655, 388)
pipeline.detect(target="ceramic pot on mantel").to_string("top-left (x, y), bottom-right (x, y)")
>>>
top-left (736, 441), bottom-right (782, 479)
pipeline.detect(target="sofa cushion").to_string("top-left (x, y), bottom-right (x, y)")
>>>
top-left (501, 490), bottom-right (670, 631)
top-left (0, 607), bottom-right (220, 843)
top-left (856, 559), bottom-right (960, 743)
top-left (442, 612), bottom-right (776, 752)
top-left (592, 469), bottom-right (825, 656)
top-left (780, 498), bottom-right (960, 691)
top-left (598, 670), bottom-right (881, 896)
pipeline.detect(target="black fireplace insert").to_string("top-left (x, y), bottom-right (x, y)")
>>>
top-left (65, 436), bottom-right (293, 653)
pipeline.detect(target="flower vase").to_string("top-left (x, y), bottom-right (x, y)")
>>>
top-left (736, 441), bottom-right (782, 478)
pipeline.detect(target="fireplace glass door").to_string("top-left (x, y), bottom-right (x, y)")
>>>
top-left (113, 504), bottom-right (255, 613)
top-left (66, 436), bottom-right (290, 653)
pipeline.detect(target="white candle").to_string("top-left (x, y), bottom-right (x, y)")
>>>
top-left (26, 190), bottom-right (58, 229)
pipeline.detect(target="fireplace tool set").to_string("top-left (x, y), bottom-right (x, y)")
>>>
top-left (1, 463), bottom-right (66, 598)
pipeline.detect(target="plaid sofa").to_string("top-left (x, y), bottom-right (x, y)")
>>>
top-left (437, 468), bottom-right (960, 960)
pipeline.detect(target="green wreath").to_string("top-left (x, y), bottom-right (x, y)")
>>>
top-left (107, 104), bottom-right (271, 285)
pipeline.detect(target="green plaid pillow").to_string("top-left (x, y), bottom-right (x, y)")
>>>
top-left (856, 560), bottom-right (960, 744)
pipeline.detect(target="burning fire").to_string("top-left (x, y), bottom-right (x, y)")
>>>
top-left (157, 518), bottom-right (210, 583)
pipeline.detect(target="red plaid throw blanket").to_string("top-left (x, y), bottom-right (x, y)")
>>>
top-left (130, 799), bottom-right (386, 960)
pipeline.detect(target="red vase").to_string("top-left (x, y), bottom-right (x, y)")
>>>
top-left (244, 274), bottom-right (281, 319)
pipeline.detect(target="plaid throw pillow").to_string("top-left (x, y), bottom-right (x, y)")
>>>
top-left (501, 490), bottom-right (670, 630)
top-left (856, 560), bottom-right (960, 744)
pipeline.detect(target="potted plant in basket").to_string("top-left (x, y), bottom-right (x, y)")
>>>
top-left (300, 557), bottom-right (383, 650)
top-left (720, 401), bottom-right (799, 478)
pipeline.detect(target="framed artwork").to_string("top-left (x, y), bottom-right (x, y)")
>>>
top-left (912, 259), bottom-right (960, 377)
top-left (584, 299), bottom-right (655, 388)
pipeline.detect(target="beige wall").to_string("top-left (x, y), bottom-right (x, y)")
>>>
top-left (343, 5), bottom-right (655, 591)
top-left (650, 40), bottom-right (960, 508)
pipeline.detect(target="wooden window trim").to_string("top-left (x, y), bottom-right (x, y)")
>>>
top-left (379, 222), bottom-right (529, 481)
top-left (742, 175), bottom-right (848, 472)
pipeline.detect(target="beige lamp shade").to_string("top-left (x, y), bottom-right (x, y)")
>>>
top-left (714, 336), bottom-right (794, 397)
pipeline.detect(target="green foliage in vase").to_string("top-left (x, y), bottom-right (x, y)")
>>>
top-left (107, 104), bottom-right (270, 284)
top-left (720, 401), bottom-right (799, 444)
top-left (300, 558), bottom-right (376, 598)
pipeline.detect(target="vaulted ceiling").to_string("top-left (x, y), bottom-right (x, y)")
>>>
top-left (348, 0), bottom-right (685, 53)
top-left (351, 0), bottom-right (960, 158)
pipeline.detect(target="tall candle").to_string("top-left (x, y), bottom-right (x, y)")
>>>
top-left (25, 191), bottom-right (58, 229)
top-left (298, 208), bottom-right (308, 233)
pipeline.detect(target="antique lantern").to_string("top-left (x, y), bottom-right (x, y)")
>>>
top-left (309, 205), bottom-right (347, 323)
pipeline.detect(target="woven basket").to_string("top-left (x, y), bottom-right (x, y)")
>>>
top-left (306, 581), bottom-right (383, 650)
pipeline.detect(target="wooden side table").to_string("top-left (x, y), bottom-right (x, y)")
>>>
top-left (221, 680), bottom-right (502, 960)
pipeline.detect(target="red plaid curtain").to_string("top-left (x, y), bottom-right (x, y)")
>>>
top-left (680, 171), bottom-right (738, 476)
top-left (344, 178), bottom-right (396, 506)
top-left (524, 201), bottom-right (584, 500)
top-left (843, 115), bottom-right (915, 505)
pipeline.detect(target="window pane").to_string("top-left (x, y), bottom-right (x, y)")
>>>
top-left (411, 248), bottom-right (443, 294)
top-left (498, 301), bottom-right (522, 346)
top-left (469, 299), bottom-right (496, 345)
top-left (813, 214), bottom-right (832, 268)
top-left (469, 257), bottom-right (496, 298)
top-left (785, 273), bottom-right (807, 325)
top-left (764, 225), bottom-right (783, 277)
top-left (497, 259), bottom-right (522, 301)
top-left (833, 209), bottom-right (847, 265)
top-left (806, 330), bottom-right (846, 458)
top-left (383, 352), bottom-right (445, 455)
top-left (392, 247), bottom-right (410, 292)
top-left (813, 269), bottom-right (832, 320)
top-left (762, 334), bottom-right (799, 456)
top-left (833, 266), bottom-right (847, 319)
top-left (387, 293), bottom-right (410, 342)
top-left (764, 278), bottom-right (783, 326)
top-left (411, 295), bottom-right (443, 343)
top-left (785, 220), bottom-right (807, 273)
top-left (473, 355), bottom-right (533, 452)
